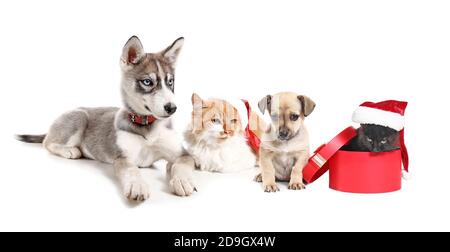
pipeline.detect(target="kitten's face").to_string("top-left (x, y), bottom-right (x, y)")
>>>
top-left (358, 124), bottom-right (399, 152)
top-left (191, 94), bottom-right (243, 141)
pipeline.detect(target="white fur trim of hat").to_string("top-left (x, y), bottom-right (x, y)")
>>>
top-left (352, 106), bottom-right (404, 131)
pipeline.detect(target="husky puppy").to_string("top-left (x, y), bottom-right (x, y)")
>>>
top-left (16, 36), bottom-right (195, 201)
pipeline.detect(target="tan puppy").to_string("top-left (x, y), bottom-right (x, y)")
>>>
top-left (256, 92), bottom-right (316, 192)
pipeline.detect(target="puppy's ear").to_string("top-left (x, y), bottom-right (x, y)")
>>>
top-left (298, 95), bottom-right (316, 117)
top-left (162, 37), bottom-right (184, 64)
top-left (121, 36), bottom-right (144, 65)
top-left (258, 95), bottom-right (272, 114)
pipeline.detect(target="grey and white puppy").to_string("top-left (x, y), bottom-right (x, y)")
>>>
top-left (16, 36), bottom-right (196, 201)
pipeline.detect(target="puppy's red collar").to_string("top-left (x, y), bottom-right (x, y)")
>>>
top-left (128, 112), bottom-right (157, 126)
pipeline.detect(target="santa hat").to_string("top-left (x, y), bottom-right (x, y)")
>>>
top-left (352, 100), bottom-right (410, 177)
top-left (352, 100), bottom-right (407, 131)
top-left (227, 98), bottom-right (262, 153)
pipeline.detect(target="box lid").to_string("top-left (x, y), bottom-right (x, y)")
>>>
top-left (303, 126), bottom-right (357, 183)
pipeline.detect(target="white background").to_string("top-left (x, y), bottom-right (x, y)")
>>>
top-left (0, 0), bottom-right (449, 232)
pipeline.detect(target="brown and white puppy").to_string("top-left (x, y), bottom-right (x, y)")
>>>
top-left (256, 92), bottom-right (316, 192)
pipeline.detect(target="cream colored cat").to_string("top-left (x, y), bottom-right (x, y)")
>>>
top-left (167, 93), bottom-right (267, 196)
top-left (185, 93), bottom-right (257, 172)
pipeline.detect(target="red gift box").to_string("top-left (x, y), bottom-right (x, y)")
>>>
top-left (303, 126), bottom-right (404, 193)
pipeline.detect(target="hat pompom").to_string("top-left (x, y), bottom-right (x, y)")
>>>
top-left (402, 170), bottom-right (411, 180)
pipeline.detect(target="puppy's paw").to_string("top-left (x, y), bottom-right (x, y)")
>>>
top-left (123, 179), bottom-right (150, 202)
top-left (263, 183), bottom-right (280, 193)
top-left (170, 176), bottom-right (197, 197)
top-left (254, 173), bottom-right (263, 183)
top-left (288, 180), bottom-right (306, 190)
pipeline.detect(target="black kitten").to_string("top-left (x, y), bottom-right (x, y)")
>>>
top-left (343, 124), bottom-right (400, 152)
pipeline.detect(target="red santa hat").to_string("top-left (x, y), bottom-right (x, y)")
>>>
top-left (352, 100), bottom-right (407, 131)
top-left (220, 98), bottom-right (262, 153)
top-left (352, 100), bottom-right (409, 176)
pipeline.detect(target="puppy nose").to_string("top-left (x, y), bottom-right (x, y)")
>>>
top-left (278, 128), bottom-right (289, 140)
top-left (164, 103), bottom-right (177, 115)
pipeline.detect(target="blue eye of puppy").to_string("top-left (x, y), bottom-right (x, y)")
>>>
top-left (140, 79), bottom-right (154, 87)
top-left (290, 114), bottom-right (300, 121)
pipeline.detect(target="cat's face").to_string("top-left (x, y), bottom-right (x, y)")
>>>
top-left (190, 93), bottom-right (243, 141)
top-left (358, 124), bottom-right (399, 152)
